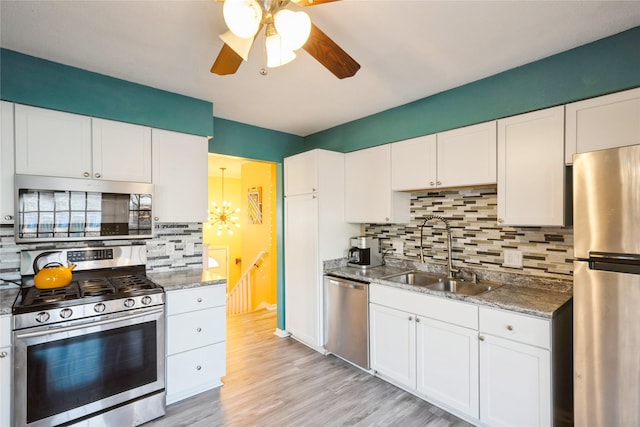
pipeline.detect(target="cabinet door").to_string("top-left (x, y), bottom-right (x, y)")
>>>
top-left (284, 194), bottom-right (321, 348)
top-left (566, 87), bottom-right (640, 164)
top-left (1, 101), bottom-right (14, 224)
top-left (14, 104), bottom-right (92, 178)
top-left (152, 129), bottom-right (208, 222)
top-left (345, 145), bottom-right (391, 223)
top-left (166, 342), bottom-right (226, 404)
top-left (497, 106), bottom-right (566, 226)
top-left (369, 303), bottom-right (416, 390)
top-left (479, 334), bottom-right (551, 427)
top-left (284, 150), bottom-right (318, 196)
top-left (92, 118), bottom-right (152, 182)
top-left (391, 134), bottom-right (437, 191)
top-left (437, 121), bottom-right (497, 188)
top-left (416, 316), bottom-right (479, 419)
top-left (0, 346), bottom-right (10, 427)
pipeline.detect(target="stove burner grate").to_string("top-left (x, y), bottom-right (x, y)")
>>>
top-left (110, 274), bottom-right (158, 293)
top-left (22, 283), bottom-right (81, 306)
top-left (79, 278), bottom-right (116, 297)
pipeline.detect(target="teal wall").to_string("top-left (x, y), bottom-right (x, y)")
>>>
top-left (209, 117), bottom-right (304, 162)
top-left (306, 25), bottom-right (640, 152)
top-left (0, 49), bottom-right (214, 137)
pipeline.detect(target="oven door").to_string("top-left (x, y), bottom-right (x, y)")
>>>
top-left (13, 306), bottom-right (165, 427)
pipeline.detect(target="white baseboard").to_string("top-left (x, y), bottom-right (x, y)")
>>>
top-left (274, 328), bottom-right (291, 338)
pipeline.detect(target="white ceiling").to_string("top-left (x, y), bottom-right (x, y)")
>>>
top-left (1, 0), bottom-right (640, 138)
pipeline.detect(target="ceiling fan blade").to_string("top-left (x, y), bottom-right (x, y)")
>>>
top-left (292, 0), bottom-right (341, 6)
top-left (210, 43), bottom-right (244, 75)
top-left (303, 23), bottom-right (360, 79)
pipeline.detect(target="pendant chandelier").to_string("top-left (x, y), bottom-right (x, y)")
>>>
top-left (207, 167), bottom-right (240, 236)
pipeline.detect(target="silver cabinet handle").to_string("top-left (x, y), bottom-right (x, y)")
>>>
top-left (506, 325), bottom-right (514, 331)
top-left (479, 335), bottom-right (485, 341)
top-left (498, 218), bottom-right (504, 223)
top-left (436, 181), bottom-right (442, 186)
top-left (408, 316), bottom-right (413, 321)
top-left (196, 365), bottom-right (202, 371)
top-left (429, 182), bottom-right (435, 187)
top-left (312, 188), bottom-right (316, 192)
top-left (197, 298), bottom-right (203, 303)
top-left (415, 317), bottom-right (420, 323)
top-left (94, 173), bottom-right (102, 179)
top-left (154, 217), bottom-right (159, 221)
top-left (83, 172), bottom-right (90, 177)
top-left (3, 215), bottom-right (12, 221)
top-left (0, 351), bottom-right (7, 358)
top-left (196, 327), bottom-right (202, 332)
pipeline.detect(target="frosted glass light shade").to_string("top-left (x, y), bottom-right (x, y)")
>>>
top-left (219, 30), bottom-right (254, 61)
top-left (223, 0), bottom-right (263, 39)
top-left (274, 10), bottom-right (311, 50)
top-left (266, 34), bottom-right (296, 68)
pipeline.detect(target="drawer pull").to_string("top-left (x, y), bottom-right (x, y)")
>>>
top-left (196, 327), bottom-right (202, 332)
top-left (197, 298), bottom-right (203, 303)
top-left (196, 365), bottom-right (202, 371)
top-left (479, 335), bottom-right (485, 341)
top-left (408, 316), bottom-right (413, 321)
top-left (0, 351), bottom-right (7, 358)
top-left (506, 325), bottom-right (514, 331)
top-left (415, 317), bottom-right (420, 323)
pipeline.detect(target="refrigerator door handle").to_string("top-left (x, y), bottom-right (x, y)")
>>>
top-left (588, 252), bottom-right (640, 274)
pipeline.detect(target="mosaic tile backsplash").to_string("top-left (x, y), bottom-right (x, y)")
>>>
top-left (366, 187), bottom-right (574, 280)
top-left (0, 223), bottom-right (204, 283)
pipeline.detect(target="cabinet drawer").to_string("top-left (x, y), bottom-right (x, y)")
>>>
top-left (166, 342), bottom-right (226, 402)
top-left (370, 284), bottom-right (478, 329)
top-left (479, 307), bottom-right (550, 348)
top-left (166, 285), bottom-right (225, 315)
top-left (0, 316), bottom-right (10, 347)
top-left (167, 307), bottom-right (225, 355)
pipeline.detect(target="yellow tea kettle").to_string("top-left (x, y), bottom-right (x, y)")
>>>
top-left (33, 251), bottom-right (77, 289)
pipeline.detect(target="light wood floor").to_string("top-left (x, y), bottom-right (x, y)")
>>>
top-left (149, 309), bottom-right (472, 427)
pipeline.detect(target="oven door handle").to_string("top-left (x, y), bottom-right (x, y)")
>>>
top-left (14, 306), bottom-right (164, 339)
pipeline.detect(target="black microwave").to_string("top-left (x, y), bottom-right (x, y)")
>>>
top-left (14, 174), bottom-right (154, 243)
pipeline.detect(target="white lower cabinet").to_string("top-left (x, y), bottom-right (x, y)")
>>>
top-left (369, 284), bottom-right (479, 420)
top-left (369, 284), bottom-right (572, 427)
top-left (1, 314), bottom-right (12, 427)
top-left (165, 285), bottom-right (226, 405)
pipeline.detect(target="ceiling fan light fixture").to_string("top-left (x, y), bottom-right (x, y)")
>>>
top-left (265, 23), bottom-right (296, 68)
top-left (223, 0), bottom-right (262, 39)
top-left (219, 30), bottom-right (254, 61)
top-left (274, 9), bottom-right (311, 51)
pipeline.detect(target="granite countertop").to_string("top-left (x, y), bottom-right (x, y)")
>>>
top-left (148, 268), bottom-right (227, 292)
top-left (0, 286), bottom-right (20, 316)
top-left (326, 265), bottom-right (572, 319)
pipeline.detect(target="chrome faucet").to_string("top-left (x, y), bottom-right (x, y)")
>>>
top-left (419, 215), bottom-right (459, 279)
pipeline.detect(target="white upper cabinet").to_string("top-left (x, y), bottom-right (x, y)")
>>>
top-left (345, 145), bottom-right (410, 223)
top-left (565, 87), bottom-right (640, 164)
top-left (497, 106), bottom-right (568, 226)
top-left (152, 129), bottom-right (208, 223)
top-left (391, 134), bottom-right (437, 191)
top-left (391, 121), bottom-right (496, 191)
top-left (92, 118), bottom-right (152, 182)
top-left (436, 121), bottom-right (497, 188)
top-left (15, 104), bottom-right (92, 178)
top-left (0, 101), bottom-right (15, 224)
top-left (15, 104), bottom-right (152, 182)
top-left (284, 150), bottom-right (319, 196)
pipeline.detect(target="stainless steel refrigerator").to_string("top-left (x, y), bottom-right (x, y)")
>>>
top-left (573, 144), bottom-right (640, 426)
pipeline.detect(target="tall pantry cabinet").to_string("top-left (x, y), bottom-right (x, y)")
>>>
top-left (284, 149), bottom-right (359, 350)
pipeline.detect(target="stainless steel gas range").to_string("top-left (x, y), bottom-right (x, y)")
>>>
top-left (12, 245), bottom-right (166, 427)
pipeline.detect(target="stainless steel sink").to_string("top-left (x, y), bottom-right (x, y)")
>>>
top-left (425, 278), bottom-right (501, 296)
top-left (382, 271), bottom-right (440, 287)
top-left (383, 271), bottom-right (501, 296)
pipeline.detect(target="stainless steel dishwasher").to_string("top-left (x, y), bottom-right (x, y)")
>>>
top-left (324, 275), bottom-right (369, 369)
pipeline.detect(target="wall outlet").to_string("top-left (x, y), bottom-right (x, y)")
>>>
top-left (503, 249), bottom-right (523, 268)
top-left (185, 242), bottom-right (195, 256)
top-left (166, 242), bottom-right (175, 255)
top-left (392, 240), bottom-right (404, 254)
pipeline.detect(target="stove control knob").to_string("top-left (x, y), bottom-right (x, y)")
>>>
top-left (94, 303), bottom-right (106, 313)
top-left (141, 296), bottom-right (152, 305)
top-left (60, 308), bottom-right (73, 319)
top-left (124, 298), bottom-right (135, 308)
top-left (35, 312), bottom-right (50, 323)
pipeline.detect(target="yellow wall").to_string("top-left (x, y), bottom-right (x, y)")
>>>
top-left (241, 161), bottom-right (277, 309)
top-left (204, 175), bottom-right (243, 290)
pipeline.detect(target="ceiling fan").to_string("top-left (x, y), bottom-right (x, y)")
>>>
top-left (211, 0), bottom-right (360, 79)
